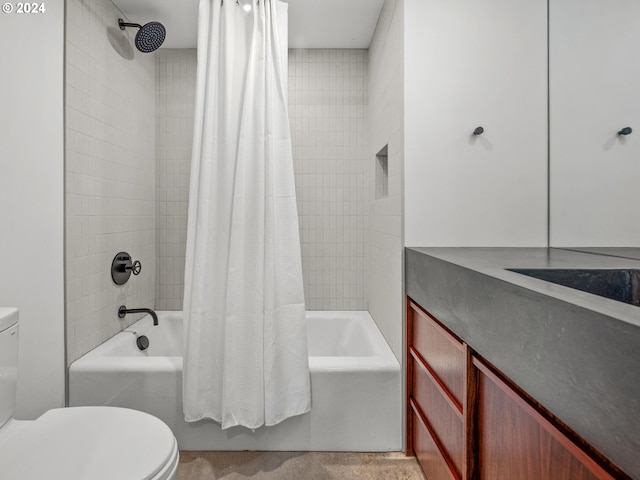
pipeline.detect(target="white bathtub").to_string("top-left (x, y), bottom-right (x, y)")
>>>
top-left (69, 311), bottom-right (401, 451)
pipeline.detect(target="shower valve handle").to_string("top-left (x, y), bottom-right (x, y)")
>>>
top-left (124, 260), bottom-right (142, 275)
top-left (119, 260), bottom-right (141, 275)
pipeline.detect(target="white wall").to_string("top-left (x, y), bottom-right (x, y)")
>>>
top-left (404, 0), bottom-right (548, 247)
top-left (0, 3), bottom-right (65, 418)
top-left (550, 0), bottom-right (640, 247)
top-left (368, 0), bottom-right (404, 361)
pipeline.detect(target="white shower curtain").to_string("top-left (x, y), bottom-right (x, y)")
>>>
top-left (182, 0), bottom-right (310, 429)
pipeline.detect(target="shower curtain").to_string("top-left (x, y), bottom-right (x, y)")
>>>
top-left (182, 0), bottom-right (310, 429)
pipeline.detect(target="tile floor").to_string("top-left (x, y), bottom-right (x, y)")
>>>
top-left (177, 451), bottom-right (425, 479)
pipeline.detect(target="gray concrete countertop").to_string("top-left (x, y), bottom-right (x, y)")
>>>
top-left (560, 247), bottom-right (640, 262)
top-left (405, 247), bottom-right (640, 479)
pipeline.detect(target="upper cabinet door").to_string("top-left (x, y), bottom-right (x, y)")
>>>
top-left (550, 0), bottom-right (640, 247)
top-left (404, 0), bottom-right (548, 247)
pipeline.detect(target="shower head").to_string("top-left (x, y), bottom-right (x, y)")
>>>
top-left (118, 18), bottom-right (166, 53)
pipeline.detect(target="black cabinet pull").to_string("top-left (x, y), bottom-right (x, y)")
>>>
top-left (618, 127), bottom-right (632, 136)
top-left (473, 127), bottom-right (484, 136)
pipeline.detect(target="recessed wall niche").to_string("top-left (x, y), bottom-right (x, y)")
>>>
top-left (375, 145), bottom-right (389, 199)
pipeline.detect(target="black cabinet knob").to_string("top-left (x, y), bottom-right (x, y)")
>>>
top-left (473, 127), bottom-right (484, 136)
top-left (618, 127), bottom-right (632, 136)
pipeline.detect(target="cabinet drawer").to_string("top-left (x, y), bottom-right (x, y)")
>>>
top-left (409, 302), bottom-right (465, 405)
top-left (411, 403), bottom-right (458, 480)
top-left (412, 356), bottom-right (464, 478)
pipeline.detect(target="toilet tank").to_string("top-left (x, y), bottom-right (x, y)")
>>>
top-left (0, 308), bottom-right (19, 428)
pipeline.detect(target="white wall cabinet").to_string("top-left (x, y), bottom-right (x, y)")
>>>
top-left (404, 0), bottom-right (548, 247)
top-left (550, 0), bottom-right (640, 247)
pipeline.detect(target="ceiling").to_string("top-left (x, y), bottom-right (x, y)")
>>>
top-left (112, 0), bottom-right (385, 49)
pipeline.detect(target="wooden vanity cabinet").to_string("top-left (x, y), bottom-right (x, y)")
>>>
top-left (406, 297), bottom-right (623, 480)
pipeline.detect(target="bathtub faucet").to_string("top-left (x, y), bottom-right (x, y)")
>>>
top-left (118, 305), bottom-right (158, 326)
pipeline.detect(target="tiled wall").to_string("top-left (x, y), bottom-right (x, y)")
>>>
top-left (154, 48), bottom-right (370, 312)
top-left (155, 50), bottom-right (196, 311)
top-left (64, 6), bottom-right (391, 364)
top-left (65, 0), bottom-right (156, 364)
top-left (289, 49), bottom-right (370, 311)
top-left (368, 0), bottom-right (404, 361)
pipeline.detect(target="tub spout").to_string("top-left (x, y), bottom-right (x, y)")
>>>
top-left (118, 305), bottom-right (158, 326)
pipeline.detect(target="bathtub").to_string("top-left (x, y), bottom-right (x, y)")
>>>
top-left (69, 311), bottom-right (401, 451)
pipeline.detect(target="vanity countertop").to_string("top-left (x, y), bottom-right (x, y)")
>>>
top-left (562, 247), bottom-right (640, 262)
top-left (405, 247), bottom-right (640, 479)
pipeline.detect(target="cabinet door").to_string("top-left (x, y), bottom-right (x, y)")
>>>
top-left (474, 358), bottom-right (615, 480)
top-left (550, 0), bottom-right (640, 246)
top-left (404, 0), bottom-right (548, 246)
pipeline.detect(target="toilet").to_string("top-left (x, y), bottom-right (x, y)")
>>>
top-left (0, 308), bottom-right (179, 480)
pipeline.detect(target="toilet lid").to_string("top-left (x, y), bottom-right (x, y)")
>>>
top-left (0, 406), bottom-right (178, 480)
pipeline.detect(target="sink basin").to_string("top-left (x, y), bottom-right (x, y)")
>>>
top-left (506, 269), bottom-right (640, 307)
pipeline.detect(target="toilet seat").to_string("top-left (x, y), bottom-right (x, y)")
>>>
top-left (0, 406), bottom-right (178, 480)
